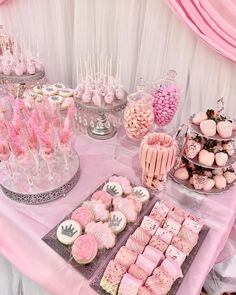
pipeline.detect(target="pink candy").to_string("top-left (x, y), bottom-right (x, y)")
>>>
top-left (124, 100), bottom-right (154, 139)
top-left (152, 84), bottom-right (180, 126)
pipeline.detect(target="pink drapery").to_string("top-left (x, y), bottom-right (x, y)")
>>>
top-left (165, 0), bottom-right (236, 63)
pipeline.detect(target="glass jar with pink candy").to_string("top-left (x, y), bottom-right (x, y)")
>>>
top-left (151, 70), bottom-right (181, 133)
top-left (123, 78), bottom-right (154, 141)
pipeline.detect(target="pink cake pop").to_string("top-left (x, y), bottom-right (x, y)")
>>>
top-left (27, 61), bottom-right (36, 75)
top-left (152, 70), bottom-right (180, 127)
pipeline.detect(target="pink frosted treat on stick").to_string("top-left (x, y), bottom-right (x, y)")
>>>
top-left (128, 264), bottom-right (149, 282)
top-left (91, 190), bottom-right (112, 209)
top-left (132, 227), bottom-right (151, 245)
top-left (71, 207), bottom-right (94, 229)
top-left (118, 273), bottom-right (143, 295)
top-left (72, 234), bottom-right (98, 264)
top-left (109, 175), bottom-right (133, 194)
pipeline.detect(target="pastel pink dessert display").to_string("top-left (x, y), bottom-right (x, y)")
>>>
top-left (71, 207), bottom-right (94, 229)
top-left (152, 70), bottom-right (180, 128)
top-left (71, 234), bottom-right (98, 264)
top-left (140, 132), bottom-right (178, 190)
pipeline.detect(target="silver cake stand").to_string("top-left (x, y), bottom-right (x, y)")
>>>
top-left (0, 151), bottom-right (80, 205)
top-left (76, 97), bottom-right (127, 140)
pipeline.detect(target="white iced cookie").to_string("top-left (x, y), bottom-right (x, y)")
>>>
top-left (133, 186), bottom-right (150, 203)
top-left (42, 85), bottom-right (58, 96)
top-left (53, 83), bottom-right (66, 90)
top-left (224, 171), bottom-right (236, 184)
top-left (33, 85), bottom-right (42, 94)
top-left (109, 211), bottom-right (127, 234)
top-left (213, 175), bottom-right (227, 189)
top-left (200, 120), bottom-right (216, 137)
top-left (35, 94), bottom-right (43, 103)
top-left (192, 112), bottom-right (208, 125)
top-left (103, 182), bottom-right (123, 197)
top-left (56, 219), bottom-right (82, 245)
top-left (48, 95), bottom-right (63, 105)
top-left (59, 88), bottom-right (74, 97)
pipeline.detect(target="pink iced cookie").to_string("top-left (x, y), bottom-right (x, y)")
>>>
top-left (85, 222), bottom-right (116, 250)
top-left (149, 236), bottom-right (168, 253)
top-left (160, 257), bottom-right (183, 280)
top-left (140, 216), bottom-right (159, 235)
top-left (82, 200), bottom-right (109, 221)
top-left (132, 227), bottom-right (151, 245)
top-left (100, 260), bottom-right (126, 295)
top-left (113, 197), bottom-right (137, 223)
top-left (127, 194), bottom-right (143, 212)
top-left (171, 236), bottom-right (193, 255)
top-left (126, 236), bottom-right (146, 254)
top-left (155, 227), bottom-right (173, 244)
top-left (163, 218), bottom-right (181, 235)
top-left (91, 190), bottom-right (112, 209)
top-left (71, 207), bottom-right (94, 229)
top-left (128, 264), bottom-right (149, 282)
top-left (72, 234), bottom-right (98, 264)
top-left (182, 217), bottom-right (203, 234)
top-left (109, 175), bottom-right (133, 194)
top-left (165, 245), bottom-right (186, 266)
top-left (167, 207), bottom-right (189, 224)
top-left (118, 273), bottom-right (143, 295)
top-left (115, 246), bottom-right (138, 270)
top-left (143, 245), bottom-right (164, 265)
top-left (136, 254), bottom-right (156, 276)
top-left (138, 286), bottom-right (152, 295)
top-left (178, 227), bottom-right (199, 246)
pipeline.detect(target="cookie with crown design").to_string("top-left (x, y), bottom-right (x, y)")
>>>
top-left (133, 186), bottom-right (150, 203)
top-left (103, 181), bottom-right (123, 197)
top-left (109, 211), bottom-right (127, 234)
top-left (56, 220), bottom-right (82, 245)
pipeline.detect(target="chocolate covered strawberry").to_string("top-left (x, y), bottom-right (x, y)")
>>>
top-left (217, 121), bottom-right (233, 138)
top-left (223, 141), bottom-right (234, 156)
top-left (200, 120), bottom-right (216, 137)
top-left (198, 149), bottom-right (214, 166)
top-left (184, 138), bottom-right (201, 159)
top-left (192, 112), bottom-right (207, 125)
top-left (215, 152), bottom-right (228, 167)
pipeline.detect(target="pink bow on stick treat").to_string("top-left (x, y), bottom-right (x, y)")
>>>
top-left (139, 133), bottom-right (178, 190)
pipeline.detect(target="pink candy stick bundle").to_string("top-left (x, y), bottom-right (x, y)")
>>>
top-left (139, 133), bottom-right (178, 190)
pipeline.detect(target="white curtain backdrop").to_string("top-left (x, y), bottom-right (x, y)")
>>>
top-left (0, 0), bottom-right (236, 294)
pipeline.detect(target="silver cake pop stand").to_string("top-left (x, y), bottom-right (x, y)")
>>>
top-left (0, 151), bottom-right (80, 205)
top-left (76, 97), bottom-right (127, 140)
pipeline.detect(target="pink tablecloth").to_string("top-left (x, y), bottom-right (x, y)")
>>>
top-left (0, 134), bottom-right (235, 295)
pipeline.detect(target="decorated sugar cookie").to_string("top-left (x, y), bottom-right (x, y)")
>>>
top-left (103, 181), bottom-right (123, 197)
top-left (109, 211), bottom-right (127, 234)
top-left (113, 197), bottom-right (137, 223)
top-left (82, 200), bottom-right (109, 221)
top-left (133, 186), bottom-right (150, 203)
top-left (109, 175), bottom-right (133, 194)
top-left (42, 85), bottom-right (58, 96)
top-left (48, 95), bottom-right (63, 105)
top-left (56, 219), bottom-right (82, 245)
top-left (71, 206), bottom-right (94, 229)
top-left (72, 234), bottom-right (98, 264)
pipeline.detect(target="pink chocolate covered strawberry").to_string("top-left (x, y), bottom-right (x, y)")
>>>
top-left (217, 121), bottom-right (233, 138)
top-left (215, 152), bottom-right (228, 167)
top-left (200, 120), bottom-right (216, 137)
top-left (198, 149), bottom-right (214, 166)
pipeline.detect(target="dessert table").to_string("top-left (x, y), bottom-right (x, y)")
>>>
top-left (0, 133), bottom-right (235, 295)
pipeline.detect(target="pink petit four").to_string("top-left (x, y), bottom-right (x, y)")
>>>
top-left (143, 245), bottom-right (164, 265)
top-left (182, 217), bottom-right (203, 234)
top-left (71, 207), bottom-right (94, 229)
top-left (151, 201), bottom-right (170, 217)
top-left (149, 236), bottom-right (168, 253)
top-left (160, 199), bottom-right (175, 210)
top-left (118, 273), bottom-right (143, 295)
top-left (91, 190), bottom-right (112, 209)
top-left (128, 264), bottom-right (149, 282)
top-left (149, 211), bottom-right (166, 225)
top-left (115, 246), bottom-right (138, 270)
top-left (165, 245), bottom-right (186, 266)
top-left (136, 254), bottom-right (157, 276)
top-left (140, 216), bottom-right (159, 235)
top-left (160, 257), bottom-right (183, 280)
top-left (171, 236), bottom-right (193, 255)
top-left (132, 227), bottom-right (151, 245)
top-left (145, 274), bottom-right (173, 294)
top-left (163, 218), bottom-right (181, 235)
top-left (126, 236), bottom-right (146, 254)
top-left (138, 286), bottom-right (152, 295)
top-left (155, 227), bottom-right (173, 244)
top-left (153, 265), bottom-right (174, 284)
top-left (167, 207), bottom-right (189, 224)
top-left (178, 227), bottom-right (199, 246)
top-left (100, 260), bottom-right (126, 295)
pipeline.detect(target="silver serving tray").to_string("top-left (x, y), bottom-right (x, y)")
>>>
top-left (42, 175), bottom-right (157, 280)
top-left (189, 115), bottom-right (236, 141)
top-left (90, 214), bottom-right (209, 295)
